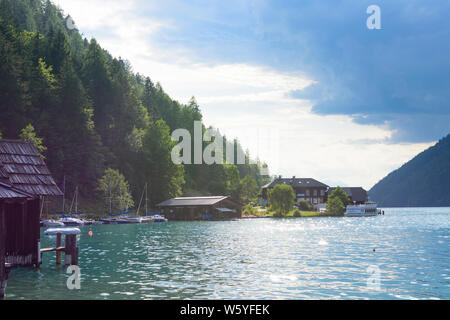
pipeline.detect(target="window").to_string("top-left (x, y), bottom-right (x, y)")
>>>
top-left (306, 189), bottom-right (310, 196)
top-left (320, 190), bottom-right (325, 196)
top-left (313, 190), bottom-right (318, 196)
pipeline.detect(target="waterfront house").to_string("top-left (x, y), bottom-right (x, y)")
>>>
top-left (0, 139), bottom-right (62, 296)
top-left (259, 176), bottom-right (329, 206)
top-left (327, 187), bottom-right (368, 204)
top-left (156, 196), bottom-right (242, 220)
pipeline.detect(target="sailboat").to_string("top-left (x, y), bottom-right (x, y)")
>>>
top-left (100, 179), bottom-right (139, 224)
top-left (120, 189), bottom-right (143, 224)
top-left (58, 178), bottom-right (84, 226)
top-left (40, 196), bottom-right (65, 227)
top-left (137, 183), bottom-right (167, 223)
top-left (66, 186), bottom-right (98, 225)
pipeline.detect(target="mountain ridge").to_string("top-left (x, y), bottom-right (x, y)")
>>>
top-left (369, 134), bottom-right (450, 207)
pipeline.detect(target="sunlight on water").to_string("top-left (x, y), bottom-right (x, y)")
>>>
top-left (5, 208), bottom-right (450, 300)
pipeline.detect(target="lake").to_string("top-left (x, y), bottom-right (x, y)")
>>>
top-left (5, 207), bottom-right (450, 300)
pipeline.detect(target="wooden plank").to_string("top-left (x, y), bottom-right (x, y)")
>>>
top-left (40, 247), bottom-right (66, 253)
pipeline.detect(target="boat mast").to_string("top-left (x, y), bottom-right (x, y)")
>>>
top-left (75, 186), bottom-right (78, 214)
top-left (119, 177), bottom-right (123, 214)
top-left (109, 179), bottom-right (112, 216)
top-left (62, 175), bottom-right (66, 215)
top-left (145, 182), bottom-right (148, 215)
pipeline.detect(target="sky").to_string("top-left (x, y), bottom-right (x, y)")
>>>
top-left (52, 0), bottom-right (449, 189)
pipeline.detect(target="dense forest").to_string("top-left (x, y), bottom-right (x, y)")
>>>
top-left (369, 134), bottom-right (450, 207)
top-left (0, 0), bottom-right (269, 213)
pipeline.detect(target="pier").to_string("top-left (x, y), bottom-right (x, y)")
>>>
top-left (40, 232), bottom-right (79, 266)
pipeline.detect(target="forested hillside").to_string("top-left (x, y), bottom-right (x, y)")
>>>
top-left (0, 0), bottom-right (269, 212)
top-left (369, 134), bottom-right (450, 207)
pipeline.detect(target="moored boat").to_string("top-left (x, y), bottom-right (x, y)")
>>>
top-left (41, 219), bottom-right (65, 227)
top-left (345, 202), bottom-right (380, 217)
top-left (150, 214), bottom-right (168, 222)
top-left (122, 216), bottom-right (144, 223)
top-left (59, 215), bottom-right (85, 226)
top-left (44, 227), bottom-right (81, 235)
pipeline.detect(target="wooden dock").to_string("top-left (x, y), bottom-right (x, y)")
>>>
top-left (39, 233), bottom-right (79, 266)
top-left (1, 231), bottom-right (79, 299)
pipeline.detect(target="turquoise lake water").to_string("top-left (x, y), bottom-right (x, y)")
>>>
top-left (5, 207), bottom-right (450, 300)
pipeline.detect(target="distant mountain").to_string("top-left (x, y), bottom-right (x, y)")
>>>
top-left (369, 134), bottom-right (450, 207)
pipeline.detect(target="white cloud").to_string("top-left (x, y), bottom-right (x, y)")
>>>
top-left (52, 0), bottom-right (435, 189)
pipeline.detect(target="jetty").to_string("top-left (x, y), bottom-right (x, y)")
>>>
top-left (40, 231), bottom-right (79, 266)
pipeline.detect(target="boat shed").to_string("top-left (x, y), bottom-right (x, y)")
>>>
top-left (0, 140), bottom-right (62, 298)
top-left (156, 196), bottom-right (242, 220)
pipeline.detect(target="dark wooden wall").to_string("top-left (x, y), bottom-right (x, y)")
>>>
top-left (161, 199), bottom-right (242, 221)
top-left (3, 198), bottom-right (40, 266)
top-left (163, 206), bottom-right (211, 221)
top-left (0, 200), bottom-right (5, 297)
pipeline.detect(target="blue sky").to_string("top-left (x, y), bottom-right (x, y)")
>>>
top-left (54, 0), bottom-right (449, 188)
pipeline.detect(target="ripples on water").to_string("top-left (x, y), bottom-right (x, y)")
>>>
top-left (5, 207), bottom-right (450, 300)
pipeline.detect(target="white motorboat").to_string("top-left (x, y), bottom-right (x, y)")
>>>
top-left (41, 219), bottom-right (65, 227)
top-left (150, 214), bottom-right (168, 222)
top-left (59, 216), bottom-right (85, 226)
top-left (345, 202), bottom-right (380, 217)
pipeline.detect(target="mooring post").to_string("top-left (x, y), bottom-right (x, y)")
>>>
top-left (56, 232), bottom-right (62, 265)
top-left (64, 234), bottom-right (78, 266)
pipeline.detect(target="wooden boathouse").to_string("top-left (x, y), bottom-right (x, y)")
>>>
top-left (0, 140), bottom-right (62, 298)
top-left (156, 196), bottom-right (242, 220)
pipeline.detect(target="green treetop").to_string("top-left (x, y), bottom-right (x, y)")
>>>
top-left (326, 197), bottom-right (345, 215)
top-left (268, 184), bottom-right (295, 217)
top-left (97, 168), bottom-right (135, 212)
top-left (239, 174), bottom-right (259, 203)
top-left (328, 186), bottom-right (351, 206)
top-left (20, 124), bottom-right (47, 157)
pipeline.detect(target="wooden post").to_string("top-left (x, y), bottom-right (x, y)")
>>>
top-left (56, 233), bottom-right (62, 265)
top-left (0, 201), bottom-right (6, 299)
top-left (64, 234), bottom-right (78, 266)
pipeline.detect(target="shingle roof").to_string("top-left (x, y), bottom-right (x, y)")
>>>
top-left (157, 196), bottom-right (229, 207)
top-left (0, 140), bottom-right (62, 197)
top-left (262, 177), bottom-right (329, 189)
top-left (0, 182), bottom-right (33, 199)
top-left (328, 187), bottom-right (368, 203)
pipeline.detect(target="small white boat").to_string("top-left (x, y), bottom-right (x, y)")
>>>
top-left (150, 215), bottom-right (168, 222)
top-left (41, 220), bottom-right (65, 227)
top-left (59, 217), bottom-right (85, 226)
top-left (122, 216), bottom-right (144, 223)
top-left (44, 227), bottom-right (81, 235)
top-left (345, 202), bottom-right (380, 217)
